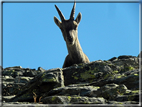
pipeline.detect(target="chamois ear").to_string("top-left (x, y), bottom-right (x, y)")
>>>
top-left (54, 16), bottom-right (62, 28)
top-left (75, 12), bottom-right (82, 24)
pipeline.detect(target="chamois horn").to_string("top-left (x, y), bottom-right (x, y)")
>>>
top-left (70, 1), bottom-right (76, 20)
top-left (55, 5), bottom-right (65, 22)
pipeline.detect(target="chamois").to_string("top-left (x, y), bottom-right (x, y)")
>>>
top-left (54, 2), bottom-right (90, 68)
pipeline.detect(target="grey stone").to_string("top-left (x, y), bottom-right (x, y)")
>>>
top-left (45, 85), bottom-right (100, 97)
top-left (41, 96), bottom-right (106, 104)
top-left (118, 55), bottom-right (136, 59)
top-left (9, 68), bottom-right (64, 102)
top-left (2, 54), bottom-right (140, 105)
top-left (108, 57), bottom-right (117, 61)
top-left (38, 67), bottom-right (46, 72)
top-left (4, 66), bottom-right (22, 70)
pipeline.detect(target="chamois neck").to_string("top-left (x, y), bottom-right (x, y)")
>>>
top-left (66, 38), bottom-right (84, 58)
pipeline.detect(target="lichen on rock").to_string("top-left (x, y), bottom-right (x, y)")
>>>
top-left (2, 55), bottom-right (140, 105)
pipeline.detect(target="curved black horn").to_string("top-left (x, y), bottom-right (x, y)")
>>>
top-left (70, 1), bottom-right (76, 20)
top-left (55, 5), bottom-right (65, 22)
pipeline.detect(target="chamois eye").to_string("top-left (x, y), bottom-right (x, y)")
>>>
top-left (74, 25), bottom-right (77, 30)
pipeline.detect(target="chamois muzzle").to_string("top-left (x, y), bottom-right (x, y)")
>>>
top-left (67, 30), bottom-right (76, 45)
top-left (67, 35), bottom-right (73, 44)
top-left (67, 36), bottom-right (73, 44)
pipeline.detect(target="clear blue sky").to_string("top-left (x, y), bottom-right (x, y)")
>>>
top-left (2, 1), bottom-right (140, 70)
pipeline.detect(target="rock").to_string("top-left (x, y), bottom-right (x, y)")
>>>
top-left (108, 57), bottom-right (117, 61)
top-left (3, 82), bottom-right (25, 96)
top-left (115, 94), bottom-right (139, 102)
top-left (9, 68), bottom-right (64, 102)
top-left (3, 95), bottom-right (16, 102)
top-left (96, 83), bottom-right (128, 100)
top-left (114, 69), bottom-right (139, 90)
top-left (44, 85), bottom-right (100, 97)
top-left (38, 67), bottom-right (46, 72)
top-left (23, 69), bottom-right (38, 77)
top-left (63, 61), bottom-right (113, 86)
top-left (4, 66), bottom-right (22, 70)
top-left (2, 67), bottom-right (42, 78)
top-left (14, 76), bottom-right (34, 83)
top-left (118, 55), bottom-right (136, 59)
top-left (2, 54), bottom-right (140, 105)
top-left (108, 101), bottom-right (139, 104)
top-left (42, 96), bottom-right (106, 104)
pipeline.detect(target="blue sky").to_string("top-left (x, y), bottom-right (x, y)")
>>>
top-left (1, 1), bottom-right (140, 70)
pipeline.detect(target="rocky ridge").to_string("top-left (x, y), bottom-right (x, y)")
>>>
top-left (1, 55), bottom-right (141, 106)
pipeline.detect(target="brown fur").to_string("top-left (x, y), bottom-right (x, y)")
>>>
top-left (54, 2), bottom-right (90, 68)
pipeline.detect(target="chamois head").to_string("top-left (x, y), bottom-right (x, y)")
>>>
top-left (54, 2), bottom-right (82, 45)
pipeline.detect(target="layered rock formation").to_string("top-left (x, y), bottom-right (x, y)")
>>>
top-left (1, 55), bottom-right (141, 106)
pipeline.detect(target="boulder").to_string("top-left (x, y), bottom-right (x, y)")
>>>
top-left (2, 55), bottom-right (140, 105)
top-left (9, 68), bottom-right (64, 102)
top-left (42, 96), bottom-right (106, 104)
